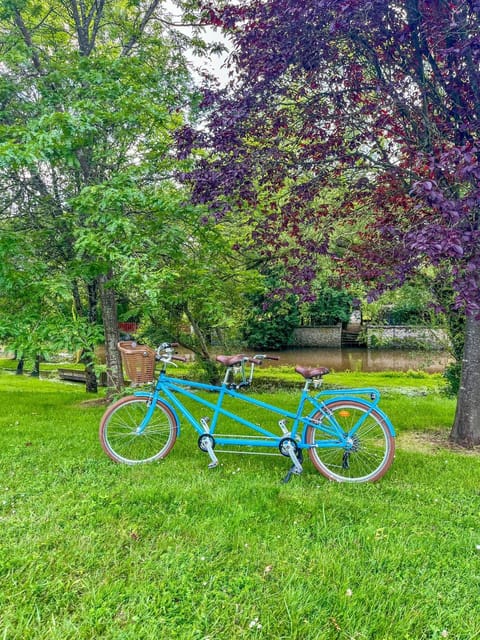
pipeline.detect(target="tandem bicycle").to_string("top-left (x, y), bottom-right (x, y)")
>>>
top-left (99, 341), bottom-right (396, 483)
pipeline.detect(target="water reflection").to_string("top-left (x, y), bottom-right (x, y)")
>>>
top-left (181, 347), bottom-right (453, 373)
top-left (259, 348), bottom-right (452, 373)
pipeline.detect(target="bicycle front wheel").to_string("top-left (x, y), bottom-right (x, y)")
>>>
top-left (99, 396), bottom-right (178, 464)
top-left (305, 399), bottom-right (395, 483)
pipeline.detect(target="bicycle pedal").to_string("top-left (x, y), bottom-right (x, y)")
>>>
top-left (208, 461), bottom-right (219, 469)
top-left (278, 419), bottom-right (289, 435)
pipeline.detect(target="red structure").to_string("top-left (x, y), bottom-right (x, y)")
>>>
top-left (118, 322), bottom-right (139, 334)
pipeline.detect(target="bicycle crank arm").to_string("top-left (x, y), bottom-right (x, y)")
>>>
top-left (204, 438), bottom-right (219, 468)
top-left (281, 446), bottom-right (304, 484)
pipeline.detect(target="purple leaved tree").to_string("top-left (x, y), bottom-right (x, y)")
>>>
top-left (180, 0), bottom-right (480, 446)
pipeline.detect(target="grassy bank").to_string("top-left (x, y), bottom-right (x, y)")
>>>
top-left (1, 369), bottom-right (479, 639)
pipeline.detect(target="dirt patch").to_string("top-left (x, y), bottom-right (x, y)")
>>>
top-left (398, 430), bottom-right (480, 455)
top-left (79, 397), bottom-right (109, 408)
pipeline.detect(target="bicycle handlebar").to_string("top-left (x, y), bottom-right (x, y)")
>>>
top-left (252, 354), bottom-right (280, 364)
top-left (171, 355), bottom-right (187, 362)
top-left (155, 342), bottom-right (186, 364)
top-left (158, 342), bottom-right (179, 350)
top-left (155, 344), bottom-right (278, 369)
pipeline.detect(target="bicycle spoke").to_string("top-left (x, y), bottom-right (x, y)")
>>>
top-left (99, 396), bottom-right (177, 464)
top-left (307, 400), bottom-right (395, 482)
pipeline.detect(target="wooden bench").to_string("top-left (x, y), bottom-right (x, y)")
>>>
top-left (58, 368), bottom-right (107, 386)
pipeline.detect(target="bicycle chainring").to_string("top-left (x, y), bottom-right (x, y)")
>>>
top-left (278, 437), bottom-right (298, 457)
top-left (198, 433), bottom-right (215, 452)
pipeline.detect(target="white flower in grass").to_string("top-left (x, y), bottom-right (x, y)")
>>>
top-left (345, 588), bottom-right (353, 597)
top-left (441, 631), bottom-right (449, 638)
top-left (249, 617), bottom-right (262, 630)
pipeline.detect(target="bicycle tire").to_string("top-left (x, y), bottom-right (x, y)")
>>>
top-left (99, 395), bottom-right (178, 464)
top-left (305, 399), bottom-right (395, 483)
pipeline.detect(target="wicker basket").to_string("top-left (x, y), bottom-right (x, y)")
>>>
top-left (118, 341), bottom-right (156, 385)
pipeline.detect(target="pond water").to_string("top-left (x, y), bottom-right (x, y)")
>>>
top-left (210, 347), bottom-right (453, 373)
top-left (0, 347), bottom-right (451, 375)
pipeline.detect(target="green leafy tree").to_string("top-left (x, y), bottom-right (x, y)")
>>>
top-left (124, 211), bottom-right (262, 381)
top-left (0, 0), bottom-right (202, 391)
top-left (302, 286), bottom-right (353, 327)
top-left (0, 230), bottom-right (104, 374)
top-left (242, 272), bottom-right (301, 350)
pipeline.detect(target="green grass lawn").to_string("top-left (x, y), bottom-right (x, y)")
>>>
top-left (1, 369), bottom-right (479, 639)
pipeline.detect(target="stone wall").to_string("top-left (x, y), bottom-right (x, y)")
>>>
top-left (366, 325), bottom-right (450, 350)
top-left (291, 325), bottom-right (449, 350)
top-left (291, 325), bottom-right (342, 348)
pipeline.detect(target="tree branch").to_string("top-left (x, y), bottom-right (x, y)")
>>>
top-left (67, 0), bottom-right (105, 56)
top-left (121, 0), bottom-right (162, 56)
top-left (13, 9), bottom-right (42, 72)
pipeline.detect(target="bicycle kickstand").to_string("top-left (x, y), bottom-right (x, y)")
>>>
top-left (282, 449), bottom-right (303, 484)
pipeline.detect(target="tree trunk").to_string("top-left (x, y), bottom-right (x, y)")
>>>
top-left (85, 361), bottom-right (98, 393)
top-left (84, 280), bottom-right (99, 393)
top-left (72, 278), bottom-right (99, 393)
top-left (15, 355), bottom-right (24, 375)
top-left (30, 354), bottom-right (40, 377)
top-left (98, 271), bottom-right (123, 394)
top-left (450, 314), bottom-right (480, 446)
top-left (183, 304), bottom-right (220, 384)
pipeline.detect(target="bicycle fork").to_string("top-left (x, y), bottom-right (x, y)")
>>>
top-left (136, 396), bottom-right (158, 434)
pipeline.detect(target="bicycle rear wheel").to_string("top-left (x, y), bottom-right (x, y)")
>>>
top-left (99, 396), bottom-right (177, 464)
top-left (305, 399), bottom-right (395, 483)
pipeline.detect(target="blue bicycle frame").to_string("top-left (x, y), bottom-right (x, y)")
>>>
top-left (133, 369), bottom-right (395, 456)
top-left (100, 344), bottom-right (397, 482)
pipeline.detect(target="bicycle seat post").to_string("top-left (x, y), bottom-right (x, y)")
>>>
top-left (222, 367), bottom-right (231, 387)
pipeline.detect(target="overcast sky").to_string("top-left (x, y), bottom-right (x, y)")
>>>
top-left (164, 1), bottom-right (231, 86)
